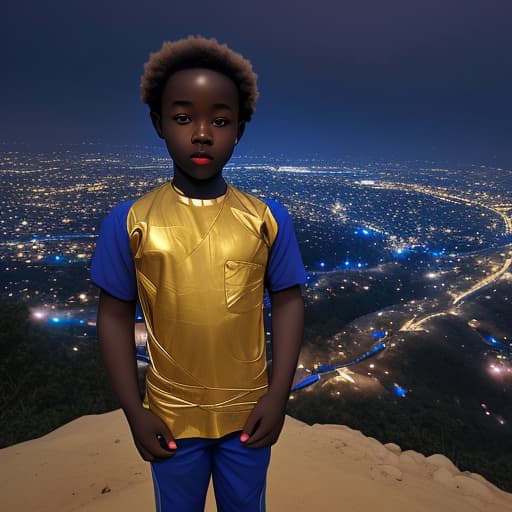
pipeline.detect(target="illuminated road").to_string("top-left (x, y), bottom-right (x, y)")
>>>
top-left (343, 180), bottom-right (512, 332)
top-left (292, 178), bottom-right (512, 333)
top-left (367, 181), bottom-right (512, 236)
top-left (451, 255), bottom-right (512, 304)
top-left (399, 250), bottom-right (512, 331)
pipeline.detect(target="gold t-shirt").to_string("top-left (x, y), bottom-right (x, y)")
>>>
top-left (127, 182), bottom-right (279, 439)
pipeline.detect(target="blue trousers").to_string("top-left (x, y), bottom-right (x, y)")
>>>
top-left (150, 430), bottom-right (271, 512)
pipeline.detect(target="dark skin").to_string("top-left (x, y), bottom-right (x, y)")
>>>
top-left (150, 67), bottom-right (244, 199)
top-left (97, 68), bottom-right (304, 461)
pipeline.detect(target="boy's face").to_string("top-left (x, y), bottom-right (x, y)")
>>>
top-left (151, 68), bottom-right (242, 182)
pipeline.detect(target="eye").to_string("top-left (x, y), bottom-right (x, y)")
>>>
top-left (212, 118), bottom-right (229, 127)
top-left (173, 114), bottom-right (190, 124)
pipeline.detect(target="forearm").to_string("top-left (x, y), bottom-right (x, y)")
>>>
top-left (268, 285), bottom-right (304, 401)
top-left (96, 290), bottom-right (142, 417)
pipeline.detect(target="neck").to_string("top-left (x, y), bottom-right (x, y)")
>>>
top-left (172, 166), bottom-right (227, 199)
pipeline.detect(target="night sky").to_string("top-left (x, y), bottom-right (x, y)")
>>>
top-left (2, 0), bottom-right (512, 164)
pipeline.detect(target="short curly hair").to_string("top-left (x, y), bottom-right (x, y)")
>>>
top-left (140, 35), bottom-right (259, 123)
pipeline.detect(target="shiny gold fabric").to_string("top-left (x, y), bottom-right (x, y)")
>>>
top-left (127, 182), bottom-right (279, 439)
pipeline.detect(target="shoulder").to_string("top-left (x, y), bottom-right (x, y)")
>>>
top-left (260, 197), bottom-right (293, 228)
top-left (99, 199), bottom-right (137, 232)
top-left (106, 199), bottom-right (137, 219)
top-left (261, 197), bottom-right (288, 215)
top-left (129, 181), bottom-right (172, 218)
top-left (228, 185), bottom-right (290, 219)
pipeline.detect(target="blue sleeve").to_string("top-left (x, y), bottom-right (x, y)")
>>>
top-left (264, 199), bottom-right (307, 292)
top-left (90, 200), bottom-right (138, 301)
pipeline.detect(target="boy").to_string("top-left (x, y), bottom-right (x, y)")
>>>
top-left (90, 35), bottom-right (306, 511)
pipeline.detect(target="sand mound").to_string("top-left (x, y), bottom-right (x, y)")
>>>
top-left (1, 410), bottom-right (511, 511)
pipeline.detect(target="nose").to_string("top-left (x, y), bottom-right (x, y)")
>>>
top-left (191, 121), bottom-right (213, 145)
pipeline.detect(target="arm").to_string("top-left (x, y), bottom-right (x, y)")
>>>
top-left (241, 284), bottom-right (304, 448)
top-left (97, 289), bottom-right (176, 460)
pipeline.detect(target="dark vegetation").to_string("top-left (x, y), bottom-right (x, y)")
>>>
top-left (289, 305), bottom-right (512, 493)
top-left (1, 299), bottom-right (511, 493)
top-left (0, 300), bottom-right (119, 447)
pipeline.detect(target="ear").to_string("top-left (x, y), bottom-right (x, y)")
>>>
top-left (236, 121), bottom-right (246, 143)
top-left (150, 111), bottom-right (164, 139)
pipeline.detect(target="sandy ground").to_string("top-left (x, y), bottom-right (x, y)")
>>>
top-left (1, 409), bottom-right (511, 511)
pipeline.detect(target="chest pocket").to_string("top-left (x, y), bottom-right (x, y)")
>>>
top-left (224, 260), bottom-right (265, 313)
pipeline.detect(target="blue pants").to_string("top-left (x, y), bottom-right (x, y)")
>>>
top-left (150, 430), bottom-right (271, 512)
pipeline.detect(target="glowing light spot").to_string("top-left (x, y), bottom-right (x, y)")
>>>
top-left (393, 383), bottom-right (407, 397)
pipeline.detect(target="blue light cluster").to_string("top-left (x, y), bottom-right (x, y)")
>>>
top-left (40, 253), bottom-right (88, 265)
top-left (354, 228), bottom-right (374, 237)
top-left (482, 334), bottom-right (506, 349)
top-left (49, 317), bottom-right (86, 326)
top-left (392, 247), bottom-right (411, 258)
top-left (393, 383), bottom-right (408, 397)
top-left (316, 364), bottom-right (336, 373)
top-left (392, 245), bottom-right (447, 259)
top-left (341, 260), bottom-right (367, 270)
top-left (305, 273), bottom-right (320, 286)
top-left (474, 328), bottom-right (508, 351)
top-left (42, 254), bottom-right (70, 265)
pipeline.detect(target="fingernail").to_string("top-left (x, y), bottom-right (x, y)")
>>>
top-left (168, 441), bottom-right (177, 450)
top-left (240, 432), bottom-right (249, 442)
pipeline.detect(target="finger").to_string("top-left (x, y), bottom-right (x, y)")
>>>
top-left (153, 418), bottom-right (177, 450)
top-left (244, 419), bottom-right (271, 445)
top-left (249, 418), bottom-right (262, 437)
top-left (151, 440), bottom-right (177, 460)
top-left (157, 433), bottom-right (177, 451)
top-left (141, 434), bottom-right (176, 461)
top-left (147, 447), bottom-right (175, 462)
top-left (244, 432), bottom-right (274, 449)
top-left (241, 414), bottom-right (261, 442)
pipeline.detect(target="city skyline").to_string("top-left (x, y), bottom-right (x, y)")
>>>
top-left (2, 145), bottom-right (512, 490)
top-left (2, 2), bottom-right (512, 489)
top-left (1, 1), bottom-right (512, 165)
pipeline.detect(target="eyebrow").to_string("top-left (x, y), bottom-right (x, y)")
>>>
top-left (170, 100), bottom-right (233, 111)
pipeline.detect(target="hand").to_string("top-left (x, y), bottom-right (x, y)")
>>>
top-left (240, 391), bottom-right (288, 449)
top-left (124, 407), bottom-right (177, 462)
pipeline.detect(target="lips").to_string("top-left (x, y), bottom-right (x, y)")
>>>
top-left (190, 152), bottom-right (213, 165)
top-left (191, 157), bottom-right (212, 165)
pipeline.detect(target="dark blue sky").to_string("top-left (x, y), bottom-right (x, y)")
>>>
top-left (2, 0), bottom-right (511, 164)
